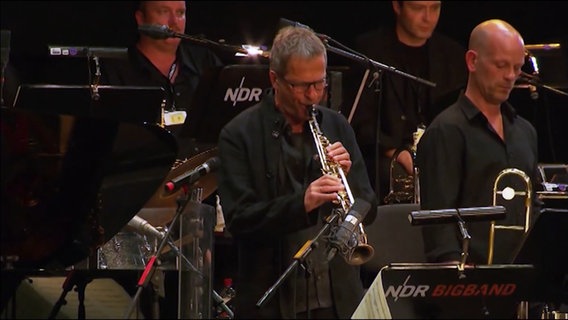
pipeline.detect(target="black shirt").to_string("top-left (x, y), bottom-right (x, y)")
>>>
top-left (349, 27), bottom-right (467, 202)
top-left (277, 124), bottom-right (333, 313)
top-left (101, 41), bottom-right (223, 158)
top-left (416, 93), bottom-right (539, 264)
top-left (103, 42), bottom-right (223, 113)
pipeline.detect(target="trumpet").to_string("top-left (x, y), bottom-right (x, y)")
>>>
top-left (384, 147), bottom-right (417, 204)
top-left (488, 168), bottom-right (533, 265)
top-left (308, 105), bottom-right (374, 266)
top-left (384, 125), bottom-right (425, 204)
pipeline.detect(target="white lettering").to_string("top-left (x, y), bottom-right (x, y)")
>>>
top-left (224, 87), bottom-right (263, 105)
top-left (237, 88), bottom-right (251, 101)
top-left (385, 275), bottom-right (430, 301)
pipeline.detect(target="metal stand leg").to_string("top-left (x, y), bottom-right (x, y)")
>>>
top-left (48, 271), bottom-right (91, 320)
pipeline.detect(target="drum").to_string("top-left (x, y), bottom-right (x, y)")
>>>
top-left (97, 232), bottom-right (155, 270)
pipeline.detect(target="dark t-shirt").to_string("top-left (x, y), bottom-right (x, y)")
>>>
top-left (102, 42), bottom-right (223, 158)
top-left (349, 27), bottom-right (467, 202)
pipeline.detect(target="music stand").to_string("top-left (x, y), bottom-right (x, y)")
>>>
top-left (178, 65), bottom-right (270, 144)
top-left (5, 83), bottom-right (177, 268)
top-left (353, 263), bottom-right (538, 319)
top-left (512, 208), bottom-right (568, 305)
top-left (13, 84), bottom-right (165, 124)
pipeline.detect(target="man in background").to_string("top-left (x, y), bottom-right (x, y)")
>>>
top-left (102, 2), bottom-right (224, 318)
top-left (349, 1), bottom-right (467, 205)
top-left (103, 0), bottom-right (223, 158)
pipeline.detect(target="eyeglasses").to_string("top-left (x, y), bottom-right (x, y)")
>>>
top-left (279, 76), bottom-right (328, 94)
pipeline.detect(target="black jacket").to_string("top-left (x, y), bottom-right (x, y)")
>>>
top-left (218, 91), bottom-right (377, 318)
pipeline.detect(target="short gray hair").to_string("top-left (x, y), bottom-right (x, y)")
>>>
top-left (269, 26), bottom-right (327, 76)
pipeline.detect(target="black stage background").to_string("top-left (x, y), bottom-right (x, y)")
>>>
top-left (1, 2), bottom-right (567, 316)
top-left (2, 0), bottom-right (567, 162)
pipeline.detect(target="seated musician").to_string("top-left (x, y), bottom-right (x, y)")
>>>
top-left (102, 0), bottom-right (223, 159)
top-left (101, 1), bottom-right (224, 318)
top-left (348, 1), bottom-right (467, 205)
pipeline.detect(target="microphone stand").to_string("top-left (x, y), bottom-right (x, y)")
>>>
top-left (174, 189), bottom-right (235, 319)
top-left (123, 193), bottom-right (187, 319)
top-left (48, 270), bottom-right (92, 319)
top-left (320, 34), bottom-right (436, 202)
top-left (168, 30), bottom-right (269, 58)
top-left (456, 210), bottom-right (471, 279)
top-left (123, 189), bottom-right (233, 319)
top-left (256, 211), bottom-right (341, 315)
top-left (518, 72), bottom-right (568, 97)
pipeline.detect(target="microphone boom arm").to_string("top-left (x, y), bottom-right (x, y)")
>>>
top-left (170, 30), bottom-right (268, 58)
top-left (518, 72), bottom-right (568, 97)
top-left (323, 40), bottom-right (436, 88)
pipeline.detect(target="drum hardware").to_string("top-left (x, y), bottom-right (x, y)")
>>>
top-left (140, 147), bottom-right (218, 226)
top-left (97, 232), bottom-right (154, 270)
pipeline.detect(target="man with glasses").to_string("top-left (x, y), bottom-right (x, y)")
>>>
top-left (217, 26), bottom-right (377, 318)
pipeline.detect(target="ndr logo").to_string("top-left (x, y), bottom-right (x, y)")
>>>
top-left (224, 76), bottom-right (264, 106)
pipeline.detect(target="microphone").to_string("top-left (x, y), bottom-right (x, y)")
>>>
top-left (409, 206), bottom-right (506, 225)
top-left (138, 24), bottom-right (175, 39)
top-left (326, 199), bottom-right (371, 261)
top-left (127, 215), bottom-right (164, 239)
top-left (164, 156), bottom-right (220, 194)
top-left (528, 83), bottom-right (539, 100)
top-left (139, 24), bottom-right (261, 59)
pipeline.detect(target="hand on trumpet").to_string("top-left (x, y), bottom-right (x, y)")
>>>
top-left (326, 142), bottom-right (352, 174)
top-left (387, 148), bottom-right (414, 175)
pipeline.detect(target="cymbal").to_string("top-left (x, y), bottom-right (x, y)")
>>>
top-left (139, 147), bottom-right (218, 226)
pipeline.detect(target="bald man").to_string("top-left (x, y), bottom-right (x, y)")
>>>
top-left (416, 19), bottom-right (540, 265)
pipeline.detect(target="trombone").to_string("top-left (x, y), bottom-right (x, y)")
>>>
top-left (488, 168), bottom-right (533, 319)
top-left (487, 168), bottom-right (533, 264)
